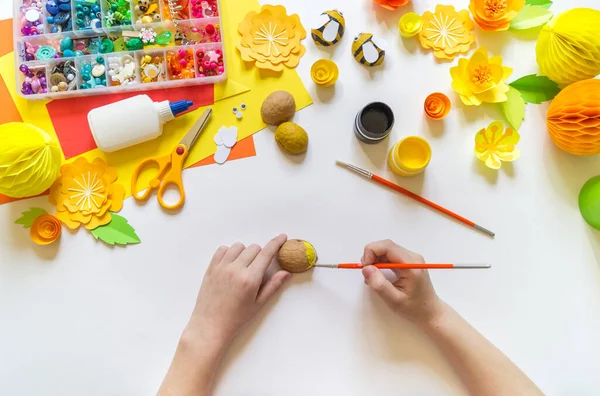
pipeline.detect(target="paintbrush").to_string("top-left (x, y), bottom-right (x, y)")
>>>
top-left (314, 263), bottom-right (491, 269)
top-left (335, 160), bottom-right (495, 238)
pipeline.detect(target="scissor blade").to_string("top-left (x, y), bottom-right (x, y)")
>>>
top-left (179, 108), bottom-right (213, 150)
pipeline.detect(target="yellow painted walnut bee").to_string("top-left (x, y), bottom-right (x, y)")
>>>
top-left (352, 33), bottom-right (385, 67)
top-left (311, 10), bottom-right (345, 46)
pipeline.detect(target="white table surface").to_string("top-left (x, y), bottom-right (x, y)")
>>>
top-left (2, 0), bottom-right (600, 394)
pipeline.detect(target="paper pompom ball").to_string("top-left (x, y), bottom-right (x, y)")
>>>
top-left (536, 8), bottom-right (600, 87)
top-left (0, 123), bottom-right (62, 198)
top-left (546, 79), bottom-right (600, 156)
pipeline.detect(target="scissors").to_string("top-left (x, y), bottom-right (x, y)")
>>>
top-left (132, 108), bottom-right (212, 210)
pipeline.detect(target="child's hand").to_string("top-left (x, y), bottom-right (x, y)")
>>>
top-left (185, 234), bottom-right (291, 347)
top-left (361, 239), bottom-right (444, 326)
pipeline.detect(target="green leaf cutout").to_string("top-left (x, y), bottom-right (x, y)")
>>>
top-left (510, 5), bottom-right (554, 30)
top-left (15, 207), bottom-right (47, 228)
top-left (509, 74), bottom-right (561, 104)
top-left (90, 213), bottom-right (141, 246)
top-left (501, 86), bottom-right (526, 130)
top-left (525, 0), bottom-right (552, 9)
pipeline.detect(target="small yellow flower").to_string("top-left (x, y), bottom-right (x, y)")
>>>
top-left (450, 47), bottom-right (512, 106)
top-left (474, 121), bottom-right (520, 169)
top-left (30, 214), bottom-right (62, 245)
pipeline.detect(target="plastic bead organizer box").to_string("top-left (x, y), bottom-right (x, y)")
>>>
top-left (13, 0), bottom-right (226, 99)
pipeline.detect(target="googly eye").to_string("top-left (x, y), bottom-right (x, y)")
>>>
top-left (232, 107), bottom-right (238, 113)
top-left (240, 103), bottom-right (246, 110)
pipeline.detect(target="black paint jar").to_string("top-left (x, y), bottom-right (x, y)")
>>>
top-left (354, 102), bottom-right (395, 144)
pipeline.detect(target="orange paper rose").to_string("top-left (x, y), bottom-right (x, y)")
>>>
top-left (424, 93), bottom-right (451, 120)
top-left (373, 0), bottom-right (410, 11)
top-left (30, 214), bottom-right (62, 245)
top-left (469, 0), bottom-right (525, 31)
top-left (49, 157), bottom-right (125, 230)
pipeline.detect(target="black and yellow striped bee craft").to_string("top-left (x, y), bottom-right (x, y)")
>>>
top-left (311, 10), bottom-right (345, 46)
top-left (352, 33), bottom-right (385, 67)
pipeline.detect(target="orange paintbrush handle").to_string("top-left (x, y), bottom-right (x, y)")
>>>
top-left (337, 263), bottom-right (455, 269)
top-left (371, 175), bottom-right (476, 228)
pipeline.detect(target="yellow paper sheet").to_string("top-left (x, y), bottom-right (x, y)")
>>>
top-left (0, 0), bottom-right (312, 198)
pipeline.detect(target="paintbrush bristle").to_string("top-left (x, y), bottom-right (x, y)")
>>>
top-left (336, 160), bottom-right (349, 167)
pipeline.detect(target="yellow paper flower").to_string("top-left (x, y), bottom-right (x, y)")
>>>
top-left (418, 5), bottom-right (476, 60)
top-left (474, 121), bottom-right (520, 169)
top-left (469, 0), bottom-right (525, 31)
top-left (237, 5), bottom-right (306, 73)
top-left (311, 59), bottom-right (339, 86)
top-left (49, 157), bottom-right (125, 230)
top-left (30, 214), bottom-right (62, 245)
top-left (450, 47), bottom-right (512, 106)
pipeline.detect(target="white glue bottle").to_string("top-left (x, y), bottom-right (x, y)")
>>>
top-left (88, 94), bottom-right (193, 152)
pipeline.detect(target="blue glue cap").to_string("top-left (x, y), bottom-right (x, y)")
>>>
top-left (169, 100), bottom-right (194, 117)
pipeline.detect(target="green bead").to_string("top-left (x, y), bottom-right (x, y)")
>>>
top-left (155, 30), bottom-right (172, 45)
top-left (125, 37), bottom-right (143, 50)
top-left (99, 38), bottom-right (114, 53)
top-left (111, 3), bottom-right (117, 11)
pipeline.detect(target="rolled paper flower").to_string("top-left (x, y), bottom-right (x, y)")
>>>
top-left (424, 93), bottom-right (451, 120)
top-left (310, 59), bottom-right (339, 87)
top-left (373, 0), bottom-right (411, 11)
top-left (30, 214), bottom-right (62, 245)
top-left (399, 12), bottom-right (423, 38)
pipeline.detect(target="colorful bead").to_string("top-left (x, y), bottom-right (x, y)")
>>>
top-left (139, 53), bottom-right (165, 83)
top-left (195, 48), bottom-right (224, 77)
top-left (19, 64), bottom-right (48, 95)
top-left (108, 54), bottom-right (137, 85)
top-left (20, 0), bottom-right (45, 36)
top-left (167, 48), bottom-right (195, 80)
top-left (49, 60), bottom-right (77, 92)
top-left (73, 0), bottom-right (102, 31)
top-left (78, 57), bottom-right (106, 89)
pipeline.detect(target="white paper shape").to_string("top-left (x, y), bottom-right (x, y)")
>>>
top-left (220, 126), bottom-right (238, 148)
top-left (214, 132), bottom-right (223, 146)
top-left (314, 13), bottom-right (330, 29)
top-left (363, 41), bottom-right (380, 64)
top-left (214, 145), bottom-right (232, 164)
top-left (322, 20), bottom-right (340, 43)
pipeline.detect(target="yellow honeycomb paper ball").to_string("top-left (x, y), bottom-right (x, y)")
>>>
top-left (536, 8), bottom-right (600, 87)
top-left (0, 123), bottom-right (62, 198)
top-left (547, 79), bottom-right (600, 156)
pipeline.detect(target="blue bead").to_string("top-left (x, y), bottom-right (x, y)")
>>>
top-left (46, 1), bottom-right (59, 15)
top-left (82, 6), bottom-right (90, 13)
top-left (96, 56), bottom-right (104, 64)
top-left (59, 3), bottom-right (71, 11)
top-left (92, 5), bottom-right (100, 13)
top-left (94, 77), bottom-right (102, 85)
top-left (47, 16), bottom-right (55, 24)
top-left (74, 50), bottom-right (83, 56)
top-left (59, 36), bottom-right (72, 51)
top-left (54, 11), bottom-right (70, 24)
top-left (75, 3), bottom-right (82, 10)
top-left (63, 49), bottom-right (74, 57)
top-left (50, 25), bottom-right (60, 33)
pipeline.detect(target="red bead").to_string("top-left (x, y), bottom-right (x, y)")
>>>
top-left (176, 146), bottom-right (184, 155)
top-left (205, 24), bottom-right (215, 35)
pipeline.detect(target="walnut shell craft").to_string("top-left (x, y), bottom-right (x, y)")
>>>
top-left (547, 79), bottom-right (600, 156)
top-left (352, 33), bottom-right (385, 67)
top-left (277, 239), bottom-right (318, 273)
top-left (536, 8), bottom-right (600, 87)
top-left (261, 90), bottom-right (296, 126)
top-left (311, 10), bottom-right (345, 46)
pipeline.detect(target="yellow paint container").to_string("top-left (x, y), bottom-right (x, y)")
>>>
top-left (388, 136), bottom-right (431, 176)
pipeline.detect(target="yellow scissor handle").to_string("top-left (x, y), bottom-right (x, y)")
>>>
top-left (131, 144), bottom-right (189, 210)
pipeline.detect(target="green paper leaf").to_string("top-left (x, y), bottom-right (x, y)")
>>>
top-left (90, 213), bottom-right (141, 246)
top-left (501, 86), bottom-right (526, 130)
top-left (510, 5), bottom-right (554, 30)
top-left (15, 208), bottom-right (47, 228)
top-left (525, 0), bottom-right (552, 9)
top-left (509, 74), bottom-right (561, 104)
